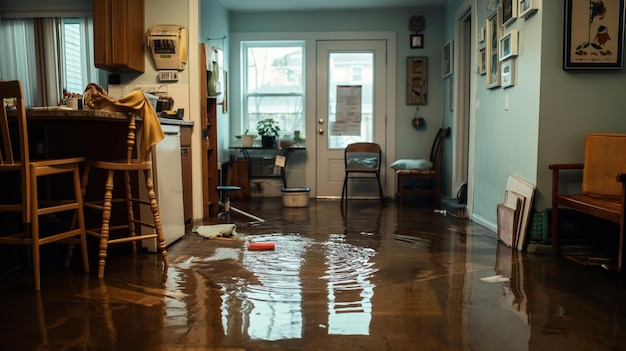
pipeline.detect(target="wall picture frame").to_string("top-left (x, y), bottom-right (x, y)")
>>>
top-left (518, 0), bottom-right (538, 19)
top-left (564, 0), bottom-right (625, 70)
top-left (502, 0), bottom-right (517, 27)
top-left (499, 30), bottom-right (519, 61)
top-left (479, 47), bottom-right (487, 75)
top-left (407, 56), bottom-right (428, 105)
top-left (410, 34), bottom-right (424, 49)
top-left (501, 59), bottom-right (515, 88)
top-left (486, 7), bottom-right (502, 89)
top-left (442, 40), bottom-right (453, 78)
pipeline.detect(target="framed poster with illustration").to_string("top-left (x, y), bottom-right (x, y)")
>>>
top-left (486, 7), bottom-right (502, 88)
top-left (502, 0), bottom-right (517, 26)
top-left (442, 40), bottom-right (453, 78)
top-left (407, 56), bottom-right (428, 105)
top-left (564, 0), bottom-right (625, 69)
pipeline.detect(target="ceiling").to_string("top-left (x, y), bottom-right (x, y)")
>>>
top-left (219, 0), bottom-right (448, 12)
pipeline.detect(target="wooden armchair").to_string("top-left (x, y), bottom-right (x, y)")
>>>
top-left (549, 133), bottom-right (626, 273)
top-left (394, 127), bottom-right (450, 207)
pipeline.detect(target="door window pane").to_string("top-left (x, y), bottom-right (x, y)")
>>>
top-left (327, 52), bottom-right (374, 149)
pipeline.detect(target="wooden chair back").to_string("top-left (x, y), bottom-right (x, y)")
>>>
top-left (430, 127), bottom-right (451, 174)
top-left (0, 80), bottom-right (31, 223)
top-left (344, 142), bottom-right (382, 173)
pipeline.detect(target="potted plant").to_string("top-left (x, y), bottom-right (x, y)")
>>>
top-left (256, 118), bottom-right (281, 148)
top-left (235, 129), bottom-right (255, 147)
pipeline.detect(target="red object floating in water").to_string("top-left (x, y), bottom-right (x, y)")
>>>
top-left (248, 242), bottom-right (275, 251)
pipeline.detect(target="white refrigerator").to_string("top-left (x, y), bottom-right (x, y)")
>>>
top-left (142, 124), bottom-right (185, 252)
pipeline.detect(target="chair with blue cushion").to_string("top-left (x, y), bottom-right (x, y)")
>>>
top-left (393, 127), bottom-right (450, 207)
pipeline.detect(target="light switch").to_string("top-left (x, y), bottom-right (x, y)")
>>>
top-left (504, 94), bottom-right (510, 110)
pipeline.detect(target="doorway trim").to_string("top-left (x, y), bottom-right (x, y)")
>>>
top-left (452, 3), bottom-right (474, 217)
top-left (306, 32), bottom-right (396, 198)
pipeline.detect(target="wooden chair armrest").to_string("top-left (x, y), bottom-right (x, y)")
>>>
top-left (548, 163), bottom-right (584, 170)
top-left (550, 163), bottom-right (584, 195)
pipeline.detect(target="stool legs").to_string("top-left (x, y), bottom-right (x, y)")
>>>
top-left (143, 169), bottom-right (169, 267)
top-left (219, 191), bottom-right (232, 221)
top-left (81, 165), bottom-right (169, 279)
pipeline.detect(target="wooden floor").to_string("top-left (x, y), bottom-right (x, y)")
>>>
top-left (1, 197), bottom-right (625, 351)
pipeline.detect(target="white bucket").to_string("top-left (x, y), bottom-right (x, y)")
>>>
top-left (281, 187), bottom-right (310, 207)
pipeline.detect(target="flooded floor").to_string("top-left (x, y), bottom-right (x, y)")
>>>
top-left (1, 198), bottom-right (626, 350)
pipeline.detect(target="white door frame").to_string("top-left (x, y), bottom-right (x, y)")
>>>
top-left (315, 39), bottom-right (388, 199)
top-left (452, 3), bottom-right (474, 217)
top-left (306, 32), bottom-right (396, 198)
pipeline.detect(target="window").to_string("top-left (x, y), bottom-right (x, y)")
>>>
top-left (0, 17), bottom-right (100, 106)
top-left (242, 41), bottom-right (305, 137)
top-left (60, 18), bottom-right (100, 96)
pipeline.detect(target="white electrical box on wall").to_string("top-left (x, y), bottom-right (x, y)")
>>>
top-left (159, 70), bottom-right (179, 82)
top-left (147, 25), bottom-right (188, 71)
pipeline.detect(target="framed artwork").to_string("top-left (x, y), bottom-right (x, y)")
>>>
top-left (442, 40), bottom-right (453, 78)
top-left (407, 56), bottom-right (428, 105)
top-left (518, 0), bottom-right (537, 19)
top-left (564, 0), bottom-right (625, 70)
top-left (486, 7), bottom-right (502, 89)
top-left (479, 47), bottom-right (487, 75)
top-left (501, 59), bottom-right (515, 88)
top-left (410, 34), bottom-right (424, 49)
top-left (499, 30), bottom-right (519, 61)
top-left (502, 0), bottom-right (517, 27)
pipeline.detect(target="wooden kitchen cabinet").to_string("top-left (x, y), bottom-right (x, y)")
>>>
top-left (200, 44), bottom-right (219, 219)
top-left (180, 125), bottom-right (193, 225)
top-left (93, 0), bottom-right (145, 73)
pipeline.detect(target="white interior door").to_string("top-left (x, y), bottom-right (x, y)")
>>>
top-left (315, 40), bottom-right (387, 199)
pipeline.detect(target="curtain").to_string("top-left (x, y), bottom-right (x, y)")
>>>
top-left (0, 17), bottom-right (100, 107)
top-left (34, 18), bottom-right (64, 106)
top-left (0, 19), bottom-right (38, 106)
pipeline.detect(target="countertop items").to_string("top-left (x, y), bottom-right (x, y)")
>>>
top-left (25, 108), bottom-right (194, 127)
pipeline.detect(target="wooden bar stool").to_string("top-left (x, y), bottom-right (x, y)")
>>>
top-left (81, 83), bottom-right (168, 278)
top-left (217, 185), bottom-right (241, 221)
top-left (0, 80), bottom-right (89, 290)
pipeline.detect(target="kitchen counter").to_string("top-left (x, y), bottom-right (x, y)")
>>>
top-left (25, 108), bottom-right (194, 127)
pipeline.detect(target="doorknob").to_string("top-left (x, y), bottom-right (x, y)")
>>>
top-left (318, 128), bottom-right (324, 135)
top-left (318, 118), bottom-right (324, 124)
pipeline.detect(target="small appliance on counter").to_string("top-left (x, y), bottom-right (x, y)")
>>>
top-left (159, 108), bottom-right (184, 120)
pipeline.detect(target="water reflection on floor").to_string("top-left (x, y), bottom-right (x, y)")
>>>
top-left (2, 198), bottom-right (626, 350)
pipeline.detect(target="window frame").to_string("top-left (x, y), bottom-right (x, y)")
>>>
top-left (241, 40), bottom-right (306, 138)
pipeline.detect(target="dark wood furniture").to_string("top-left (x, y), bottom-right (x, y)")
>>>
top-left (0, 80), bottom-right (89, 290)
top-left (180, 125), bottom-right (193, 225)
top-left (200, 44), bottom-right (219, 219)
top-left (549, 165), bottom-right (626, 272)
top-left (396, 127), bottom-right (450, 207)
top-left (550, 133), bottom-right (626, 273)
top-left (341, 142), bottom-right (384, 208)
top-left (229, 146), bottom-right (306, 188)
top-left (93, 0), bottom-right (145, 72)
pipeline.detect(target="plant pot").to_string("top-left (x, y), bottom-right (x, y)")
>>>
top-left (242, 134), bottom-right (254, 147)
top-left (261, 135), bottom-right (276, 148)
